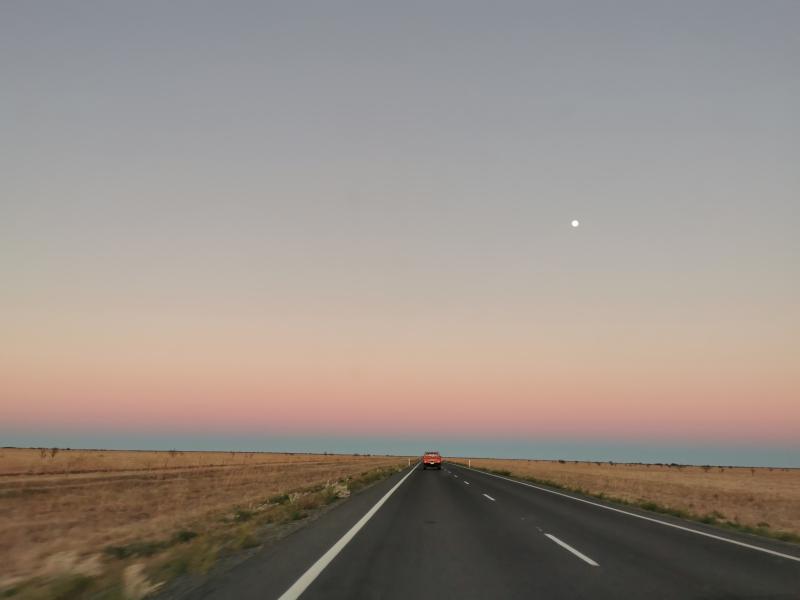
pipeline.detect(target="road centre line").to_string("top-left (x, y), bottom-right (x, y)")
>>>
top-left (450, 463), bottom-right (800, 564)
top-left (545, 534), bottom-right (599, 567)
top-left (277, 464), bottom-right (418, 600)
top-left (464, 481), bottom-right (470, 485)
top-left (482, 493), bottom-right (496, 502)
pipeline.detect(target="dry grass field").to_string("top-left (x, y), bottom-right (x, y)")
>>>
top-left (0, 448), bottom-right (407, 597)
top-left (451, 458), bottom-right (800, 541)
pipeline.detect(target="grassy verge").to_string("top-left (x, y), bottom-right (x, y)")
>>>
top-left (1, 464), bottom-right (405, 600)
top-left (463, 464), bottom-right (800, 545)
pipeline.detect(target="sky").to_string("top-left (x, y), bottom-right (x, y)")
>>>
top-left (2, 1), bottom-right (798, 465)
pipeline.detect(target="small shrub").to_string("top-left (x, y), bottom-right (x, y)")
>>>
top-left (234, 509), bottom-right (254, 522)
top-left (699, 514), bottom-right (718, 524)
top-left (171, 530), bottom-right (198, 544)
top-left (105, 540), bottom-right (166, 559)
top-left (49, 574), bottom-right (94, 600)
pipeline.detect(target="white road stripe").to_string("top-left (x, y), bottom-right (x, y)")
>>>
top-left (450, 463), bottom-right (800, 564)
top-left (482, 493), bottom-right (496, 501)
top-left (464, 481), bottom-right (470, 485)
top-left (277, 465), bottom-right (418, 600)
top-left (545, 534), bottom-right (599, 567)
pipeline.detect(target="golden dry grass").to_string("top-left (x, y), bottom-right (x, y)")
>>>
top-left (451, 457), bottom-right (800, 539)
top-left (0, 447), bottom-right (406, 587)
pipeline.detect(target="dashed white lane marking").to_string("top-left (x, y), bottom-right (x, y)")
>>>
top-left (545, 534), bottom-right (599, 567)
top-left (463, 481), bottom-right (470, 485)
top-left (277, 464), bottom-right (419, 600)
top-left (482, 493), bottom-right (496, 502)
top-left (450, 463), bottom-right (800, 564)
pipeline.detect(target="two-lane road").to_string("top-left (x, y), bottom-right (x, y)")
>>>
top-left (187, 462), bottom-right (800, 599)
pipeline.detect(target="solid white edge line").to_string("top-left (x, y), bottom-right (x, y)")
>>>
top-left (545, 533), bottom-right (599, 567)
top-left (277, 464), bottom-right (419, 600)
top-left (482, 493), bottom-right (496, 501)
top-left (449, 463), bottom-right (800, 563)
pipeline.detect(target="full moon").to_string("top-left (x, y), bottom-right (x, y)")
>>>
top-left (571, 219), bottom-right (580, 228)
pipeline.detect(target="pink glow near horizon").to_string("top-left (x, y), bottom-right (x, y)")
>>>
top-left (3, 320), bottom-right (798, 443)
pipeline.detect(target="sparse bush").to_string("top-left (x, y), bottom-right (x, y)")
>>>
top-left (49, 574), bottom-right (94, 600)
top-left (105, 540), bottom-right (166, 559)
top-left (267, 493), bottom-right (290, 505)
top-left (171, 530), bottom-right (198, 544)
top-left (234, 508), bottom-right (254, 522)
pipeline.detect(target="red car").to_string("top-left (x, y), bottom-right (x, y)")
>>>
top-left (422, 451), bottom-right (442, 470)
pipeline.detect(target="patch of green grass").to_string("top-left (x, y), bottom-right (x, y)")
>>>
top-left (720, 521), bottom-right (800, 543)
top-left (50, 575), bottom-right (94, 600)
top-left (104, 529), bottom-right (199, 560)
top-left (153, 539), bottom-right (220, 581)
top-left (104, 540), bottom-right (166, 559)
top-left (1, 575), bottom-right (95, 600)
top-left (632, 500), bottom-right (689, 519)
top-left (237, 535), bottom-right (261, 549)
top-left (348, 466), bottom-right (401, 493)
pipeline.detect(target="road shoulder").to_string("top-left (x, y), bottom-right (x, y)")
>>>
top-left (157, 466), bottom-right (414, 600)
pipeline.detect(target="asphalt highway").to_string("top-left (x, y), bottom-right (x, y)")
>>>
top-left (186, 462), bottom-right (800, 599)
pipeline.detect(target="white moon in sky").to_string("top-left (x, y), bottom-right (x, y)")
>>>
top-left (571, 219), bottom-right (580, 228)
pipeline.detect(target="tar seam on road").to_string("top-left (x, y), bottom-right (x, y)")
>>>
top-left (545, 533), bottom-right (600, 567)
top-left (277, 464), bottom-right (419, 600)
top-left (482, 493), bottom-right (496, 502)
top-left (452, 464), bottom-right (800, 563)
